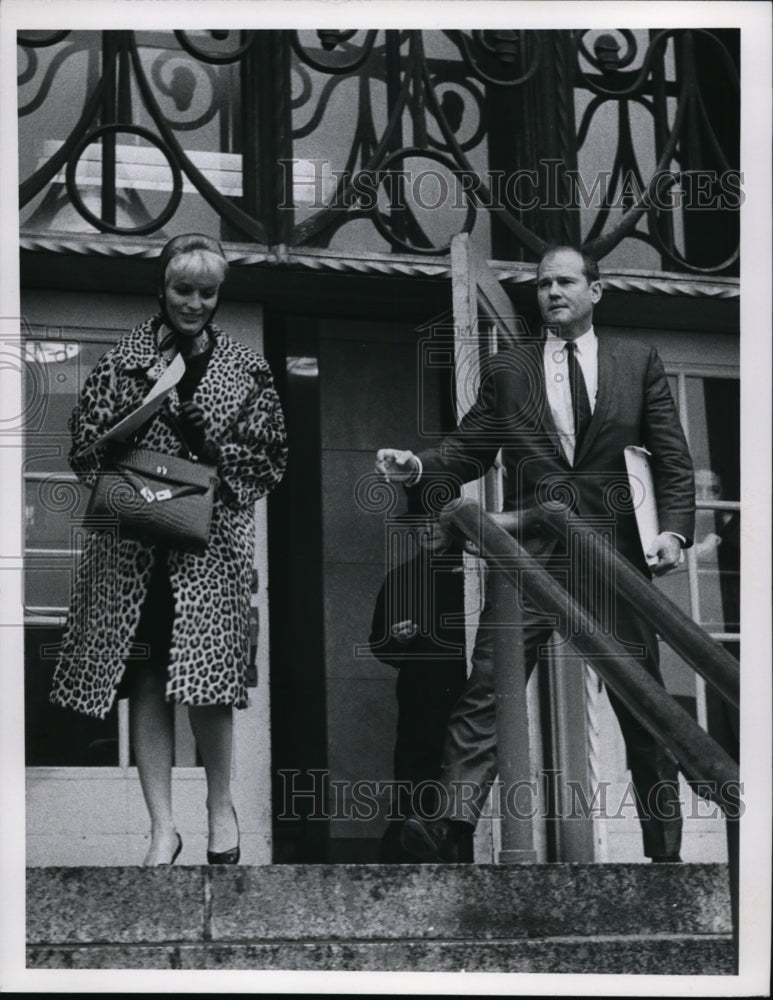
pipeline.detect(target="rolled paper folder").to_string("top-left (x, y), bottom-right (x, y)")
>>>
top-left (624, 445), bottom-right (683, 567)
top-left (83, 351), bottom-right (186, 453)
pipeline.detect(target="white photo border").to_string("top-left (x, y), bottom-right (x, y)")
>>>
top-left (1, 1), bottom-right (770, 995)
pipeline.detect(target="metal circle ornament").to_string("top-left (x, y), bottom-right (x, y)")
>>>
top-left (65, 124), bottom-right (183, 236)
top-left (17, 31), bottom-right (70, 48)
top-left (371, 147), bottom-right (477, 256)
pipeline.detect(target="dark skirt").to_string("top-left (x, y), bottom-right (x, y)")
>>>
top-left (116, 549), bottom-right (174, 699)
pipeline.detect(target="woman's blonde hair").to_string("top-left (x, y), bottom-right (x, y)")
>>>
top-left (157, 233), bottom-right (229, 293)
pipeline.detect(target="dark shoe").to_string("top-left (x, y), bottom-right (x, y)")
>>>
top-left (379, 821), bottom-right (413, 863)
top-left (401, 817), bottom-right (465, 862)
top-left (207, 808), bottom-right (240, 865)
top-left (651, 854), bottom-right (683, 863)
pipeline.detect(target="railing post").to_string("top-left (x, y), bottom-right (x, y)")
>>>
top-left (490, 566), bottom-right (537, 863)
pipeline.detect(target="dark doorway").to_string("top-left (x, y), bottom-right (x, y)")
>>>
top-left (266, 305), bottom-right (458, 862)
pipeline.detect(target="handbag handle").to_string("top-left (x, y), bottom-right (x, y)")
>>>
top-left (163, 408), bottom-right (200, 462)
top-left (129, 406), bottom-right (201, 462)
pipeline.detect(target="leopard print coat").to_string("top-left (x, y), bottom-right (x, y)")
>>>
top-left (50, 316), bottom-right (287, 719)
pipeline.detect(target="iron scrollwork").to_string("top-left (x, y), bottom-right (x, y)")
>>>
top-left (574, 29), bottom-right (740, 274)
top-left (456, 29), bottom-right (542, 87)
top-left (173, 29), bottom-right (256, 64)
top-left (18, 28), bottom-right (739, 274)
top-left (64, 123), bottom-right (183, 236)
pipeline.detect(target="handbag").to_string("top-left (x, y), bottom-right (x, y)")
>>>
top-left (85, 414), bottom-right (218, 554)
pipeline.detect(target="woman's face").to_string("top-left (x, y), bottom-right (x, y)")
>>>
top-left (163, 254), bottom-right (224, 338)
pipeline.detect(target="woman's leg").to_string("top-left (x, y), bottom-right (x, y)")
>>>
top-left (129, 662), bottom-right (178, 865)
top-left (188, 705), bottom-right (239, 853)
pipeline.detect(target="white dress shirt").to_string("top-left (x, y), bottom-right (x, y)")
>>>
top-left (543, 326), bottom-right (598, 465)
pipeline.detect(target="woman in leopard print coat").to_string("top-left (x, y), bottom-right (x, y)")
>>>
top-left (50, 234), bottom-right (287, 865)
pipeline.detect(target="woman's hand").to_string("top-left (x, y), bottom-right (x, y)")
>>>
top-left (177, 400), bottom-right (213, 458)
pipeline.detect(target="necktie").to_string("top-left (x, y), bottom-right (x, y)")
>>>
top-left (564, 340), bottom-right (591, 452)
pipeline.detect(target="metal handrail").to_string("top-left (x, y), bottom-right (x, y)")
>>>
top-left (536, 504), bottom-right (740, 712)
top-left (437, 498), bottom-right (740, 807)
top-left (438, 496), bottom-right (740, 949)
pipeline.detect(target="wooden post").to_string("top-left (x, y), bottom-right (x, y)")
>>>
top-left (490, 568), bottom-right (537, 863)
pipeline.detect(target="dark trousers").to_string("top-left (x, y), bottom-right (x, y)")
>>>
top-left (380, 659), bottom-right (468, 862)
top-left (438, 563), bottom-right (683, 860)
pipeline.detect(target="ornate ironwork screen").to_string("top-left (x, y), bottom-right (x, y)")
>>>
top-left (18, 28), bottom-right (740, 275)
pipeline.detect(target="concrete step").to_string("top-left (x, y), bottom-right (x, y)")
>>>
top-left (26, 863), bottom-right (735, 973)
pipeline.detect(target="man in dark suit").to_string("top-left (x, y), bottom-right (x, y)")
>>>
top-left (374, 246), bottom-right (695, 863)
top-left (368, 509), bottom-right (469, 862)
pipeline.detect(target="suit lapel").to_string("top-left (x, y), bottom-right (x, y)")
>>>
top-left (574, 334), bottom-right (616, 465)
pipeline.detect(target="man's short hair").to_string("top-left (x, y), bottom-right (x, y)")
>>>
top-left (539, 245), bottom-right (600, 285)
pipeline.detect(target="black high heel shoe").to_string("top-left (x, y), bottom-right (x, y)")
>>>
top-left (207, 807), bottom-right (240, 865)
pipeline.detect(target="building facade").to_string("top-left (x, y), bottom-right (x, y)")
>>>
top-left (18, 28), bottom-right (740, 865)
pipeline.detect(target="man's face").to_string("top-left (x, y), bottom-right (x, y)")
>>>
top-left (537, 249), bottom-right (601, 340)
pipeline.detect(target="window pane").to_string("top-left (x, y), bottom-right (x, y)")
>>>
top-left (24, 339), bottom-right (111, 474)
top-left (686, 376), bottom-right (740, 502)
top-left (657, 506), bottom-right (740, 636)
top-left (25, 477), bottom-right (89, 551)
top-left (25, 564), bottom-right (76, 612)
top-left (695, 508), bottom-right (740, 633)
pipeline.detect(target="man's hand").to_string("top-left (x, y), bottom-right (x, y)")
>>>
top-left (390, 620), bottom-right (418, 644)
top-left (645, 532), bottom-right (683, 576)
top-left (375, 448), bottom-right (419, 484)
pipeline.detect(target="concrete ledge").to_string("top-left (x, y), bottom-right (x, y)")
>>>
top-left (207, 863), bottom-right (731, 940)
top-left (27, 867), bottom-right (207, 944)
top-left (26, 863), bottom-right (734, 973)
top-left (26, 937), bottom-right (736, 974)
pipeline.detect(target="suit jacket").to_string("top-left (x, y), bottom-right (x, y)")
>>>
top-left (369, 549), bottom-right (466, 668)
top-left (415, 335), bottom-right (695, 569)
